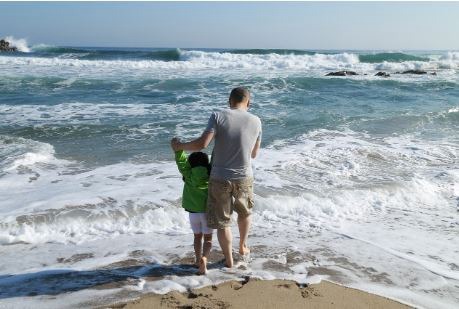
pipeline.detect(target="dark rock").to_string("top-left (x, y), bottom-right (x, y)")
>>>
top-left (431, 72), bottom-right (437, 75)
top-left (0, 39), bottom-right (18, 52)
top-left (401, 69), bottom-right (427, 75)
top-left (375, 71), bottom-right (390, 77)
top-left (325, 71), bottom-right (358, 76)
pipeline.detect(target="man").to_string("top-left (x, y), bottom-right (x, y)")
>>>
top-left (171, 87), bottom-right (262, 268)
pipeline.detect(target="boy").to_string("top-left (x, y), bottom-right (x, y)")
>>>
top-left (171, 137), bottom-right (213, 275)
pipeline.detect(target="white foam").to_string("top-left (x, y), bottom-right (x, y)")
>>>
top-left (6, 144), bottom-right (55, 171)
top-left (1, 50), bottom-right (457, 74)
top-left (0, 153), bottom-right (189, 243)
top-left (0, 136), bottom-right (60, 171)
top-left (4, 36), bottom-right (30, 52)
top-left (1, 128), bottom-right (458, 308)
top-left (181, 50), bottom-right (361, 70)
top-left (1, 129), bottom-right (456, 247)
top-left (0, 102), bottom-right (160, 126)
top-left (0, 51), bottom-right (360, 72)
top-left (440, 51), bottom-right (459, 61)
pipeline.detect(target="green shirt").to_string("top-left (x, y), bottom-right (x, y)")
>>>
top-left (174, 150), bottom-right (209, 213)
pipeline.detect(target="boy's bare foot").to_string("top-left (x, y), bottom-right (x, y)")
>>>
top-left (198, 256), bottom-right (208, 275)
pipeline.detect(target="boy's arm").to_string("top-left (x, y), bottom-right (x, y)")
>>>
top-left (174, 150), bottom-right (191, 179)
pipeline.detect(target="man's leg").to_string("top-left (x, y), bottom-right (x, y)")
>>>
top-left (207, 178), bottom-right (233, 268)
top-left (237, 214), bottom-right (251, 256)
top-left (233, 178), bottom-right (254, 256)
top-left (217, 227), bottom-right (233, 268)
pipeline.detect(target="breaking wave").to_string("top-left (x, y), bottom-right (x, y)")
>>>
top-left (3, 36), bottom-right (30, 52)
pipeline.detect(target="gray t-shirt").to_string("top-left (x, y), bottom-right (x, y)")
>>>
top-left (205, 108), bottom-right (262, 180)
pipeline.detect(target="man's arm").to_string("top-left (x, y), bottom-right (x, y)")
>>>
top-left (174, 131), bottom-right (214, 152)
top-left (251, 138), bottom-right (261, 159)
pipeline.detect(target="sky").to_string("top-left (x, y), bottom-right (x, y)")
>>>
top-left (1, 1), bottom-right (459, 50)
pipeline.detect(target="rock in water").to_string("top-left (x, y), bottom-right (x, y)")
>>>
top-left (375, 72), bottom-right (390, 77)
top-left (401, 69), bottom-right (427, 75)
top-left (325, 71), bottom-right (358, 76)
top-left (0, 39), bottom-right (18, 52)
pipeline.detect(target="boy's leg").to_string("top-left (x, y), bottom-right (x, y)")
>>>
top-left (199, 233), bottom-right (212, 275)
top-left (201, 213), bottom-right (213, 258)
top-left (190, 212), bottom-right (205, 266)
top-left (202, 233), bottom-right (212, 257)
top-left (193, 233), bottom-right (203, 266)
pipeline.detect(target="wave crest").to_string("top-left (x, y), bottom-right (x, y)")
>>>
top-left (4, 36), bottom-right (30, 52)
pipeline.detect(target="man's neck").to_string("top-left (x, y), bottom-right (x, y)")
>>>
top-left (230, 104), bottom-right (248, 111)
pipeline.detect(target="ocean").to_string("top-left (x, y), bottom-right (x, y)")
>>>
top-left (0, 41), bottom-right (458, 308)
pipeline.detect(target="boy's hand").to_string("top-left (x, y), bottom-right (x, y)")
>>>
top-left (171, 137), bottom-right (181, 151)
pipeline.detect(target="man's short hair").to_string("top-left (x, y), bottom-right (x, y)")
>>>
top-left (229, 87), bottom-right (250, 104)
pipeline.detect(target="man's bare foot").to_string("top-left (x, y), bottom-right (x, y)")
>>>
top-left (198, 256), bottom-right (208, 275)
top-left (239, 244), bottom-right (250, 256)
top-left (218, 258), bottom-right (233, 268)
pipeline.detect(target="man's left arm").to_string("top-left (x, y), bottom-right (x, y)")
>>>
top-left (251, 139), bottom-right (261, 158)
top-left (251, 119), bottom-right (262, 158)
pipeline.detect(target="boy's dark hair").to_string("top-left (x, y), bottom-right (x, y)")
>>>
top-left (188, 152), bottom-right (211, 175)
top-left (229, 87), bottom-right (250, 104)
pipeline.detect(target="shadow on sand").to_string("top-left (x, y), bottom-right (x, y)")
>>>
top-left (0, 261), bottom-right (225, 299)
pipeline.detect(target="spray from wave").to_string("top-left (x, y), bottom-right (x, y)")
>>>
top-left (4, 36), bottom-right (30, 52)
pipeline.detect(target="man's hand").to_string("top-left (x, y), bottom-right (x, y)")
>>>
top-left (170, 137), bottom-right (181, 151)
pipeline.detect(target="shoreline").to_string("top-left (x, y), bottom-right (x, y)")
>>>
top-left (109, 278), bottom-right (413, 309)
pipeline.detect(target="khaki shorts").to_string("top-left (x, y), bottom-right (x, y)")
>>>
top-left (206, 177), bottom-right (254, 229)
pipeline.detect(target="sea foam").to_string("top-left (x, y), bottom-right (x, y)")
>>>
top-left (4, 36), bottom-right (30, 52)
top-left (2, 50), bottom-right (458, 74)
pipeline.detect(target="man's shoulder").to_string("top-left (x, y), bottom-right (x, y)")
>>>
top-left (247, 112), bottom-right (261, 125)
top-left (215, 109), bottom-right (261, 125)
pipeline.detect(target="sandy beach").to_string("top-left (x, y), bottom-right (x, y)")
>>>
top-left (111, 279), bottom-right (412, 309)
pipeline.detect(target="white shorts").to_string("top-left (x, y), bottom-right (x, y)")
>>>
top-left (189, 212), bottom-right (213, 235)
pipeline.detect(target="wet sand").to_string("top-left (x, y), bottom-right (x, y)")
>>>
top-left (112, 278), bottom-right (412, 309)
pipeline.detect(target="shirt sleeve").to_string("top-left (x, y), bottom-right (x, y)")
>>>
top-left (204, 112), bottom-right (217, 133)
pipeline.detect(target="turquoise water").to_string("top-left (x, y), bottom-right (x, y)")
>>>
top-left (0, 47), bottom-right (458, 308)
top-left (1, 48), bottom-right (458, 165)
